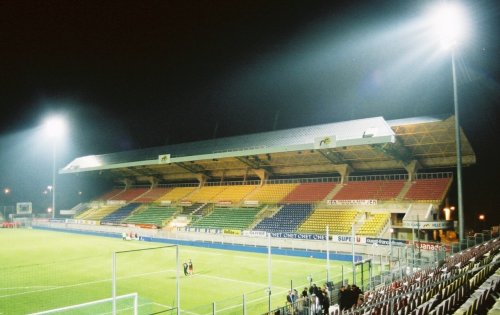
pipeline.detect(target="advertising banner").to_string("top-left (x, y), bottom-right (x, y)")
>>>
top-left (403, 221), bottom-right (453, 230)
top-left (269, 232), bottom-right (326, 240)
top-left (107, 200), bottom-right (126, 206)
top-left (223, 229), bottom-right (241, 235)
top-left (242, 230), bottom-right (268, 238)
top-left (244, 200), bottom-right (259, 206)
top-left (332, 235), bottom-right (366, 244)
top-left (366, 237), bottom-right (408, 247)
top-left (414, 241), bottom-right (451, 252)
top-left (327, 200), bottom-right (377, 206)
top-left (60, 209), bottom-right (76, 215)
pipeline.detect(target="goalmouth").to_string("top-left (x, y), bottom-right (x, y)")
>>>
top-left (113, 244), bottom-right (180, 315)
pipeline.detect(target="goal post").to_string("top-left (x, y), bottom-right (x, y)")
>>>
top-left (28, 292), bottom-right (138, 315)
top-left (113, 244), bottom-right (180, 315)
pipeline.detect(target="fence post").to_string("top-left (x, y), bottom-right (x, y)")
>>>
top-left (112, 252), bottom-right (116, 315)
top-left (268, 289), bottom-right (272, 314)
top-left (341, 265), bottom-right (344, 286)
top-left (243, 294), bottom-right (246, 315)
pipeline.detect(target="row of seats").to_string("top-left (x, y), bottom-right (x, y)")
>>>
top-left (75, 205), bottom-right (120, 220)
top-left (357, 213), bottom-right (390, 236)
top-left (339, 238), bottom-right (500, 315)
top-left (108, 188), bottom-right (149, 202)
top-left (101, 203), bottom-right (141, 224)
top-left (298, 208), bottom-right (359, 234)
top-left (190, 207), bottom-right (262, 230)
top-left (124, 205), bottom-right (177, 226)
top-left (134, 187), bottom-right (171, 203)
top-left (333, 180), bottom-right (405, 200)
top-left (254, 204), bottom-right (314, 233)
top-left (403, 178), bottom-right (451, 201)
top-left (281, 182), bottom-right (337, 203)
top-left (75, 200), bottom-right (395, 236)
top-left (92, 178), bottom-right (452, 205)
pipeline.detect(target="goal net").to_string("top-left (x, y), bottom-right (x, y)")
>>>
top-left (113, 244), bottom-right (179, 315)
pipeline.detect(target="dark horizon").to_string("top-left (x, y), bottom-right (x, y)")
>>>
top-left (0, 0), bottom-right (498, 232)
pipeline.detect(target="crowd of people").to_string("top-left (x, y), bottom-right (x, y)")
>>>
top-left (121, 231), bottom-right (139, 240)
top-left (338, 284), bottom-right (363, 311)
top-left (283, 283), bottom-right (332, 315)
top-left (277, 282), bottom-right (366, 315)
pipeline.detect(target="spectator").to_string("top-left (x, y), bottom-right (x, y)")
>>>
top-left (286, 290), bottom-right (296, 314)
top-left (322, 288), bottom-right (330, 315)
top-left (338, 286), bottom-right (346, 311)
top-left (301, 287), bottom-right (310, 308)
top-left (301, 287), bottom-right (308, 299)
top-left (309, 283), bottom-right (317, 295)
top-left (352, 284), bottom-right (362, 297)
top-left (188, 259), bottom-right (193, 275)
top-left (356, 294), bottom-right (365, 307)
top-left (345, 285), bottom-right (356, 309)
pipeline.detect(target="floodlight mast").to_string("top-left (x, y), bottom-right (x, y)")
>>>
top-left (429, 2), bottom-right (467, 242)
top-left (44, 116), bottom-right (66, 219)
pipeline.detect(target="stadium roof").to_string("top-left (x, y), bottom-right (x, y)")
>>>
top-left (61, 115), bottom-right (475, 184)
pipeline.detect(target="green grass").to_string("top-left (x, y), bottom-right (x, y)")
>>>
top-left (0, 228), bottom-right (366, 315)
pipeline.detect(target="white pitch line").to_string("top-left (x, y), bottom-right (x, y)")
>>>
top-left (0, 267), bottom-right (288, 300)
top-left (96, 301), bottom-right (176, 315)
top-left (0, 286), bottom-right (60, 291)
top-left (188, 272), bottom-right (288, 290)
top-left (0, 269), bottom-right (167, 299)
top-left (179, 247), bottom-right (331, 267)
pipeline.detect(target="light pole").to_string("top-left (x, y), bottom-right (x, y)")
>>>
top-left (429, 2), bottom-right (468, 242)
top-left (389, 227), bottom-right (394, 264)
top-left (3, 188), bottom-right (10, 220)
top-left (451, 50), bottom-right (465, 243)
top-left (44, 116), bottom-right (66, 219)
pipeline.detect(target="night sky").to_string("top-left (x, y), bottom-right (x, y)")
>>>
top-left (0, 0), bottom-right (498, 231)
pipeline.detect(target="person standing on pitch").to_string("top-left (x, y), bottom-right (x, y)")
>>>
top-left (188, 259), bottom-right (193, 275)
top-left (183, 261), bottom-right (189, 276)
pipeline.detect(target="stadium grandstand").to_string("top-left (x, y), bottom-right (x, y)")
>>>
top-left (59, 115), bottom-right (476, 242)
top-left (28, 114), bottom-right (500, 314)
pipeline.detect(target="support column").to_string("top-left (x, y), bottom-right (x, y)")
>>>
top-left (122, 178), bottom-right (134, 189)
top-left (147, 176), bottom-right (159, 189)
top-left (196, 174), bottom-right (208, 188)
top-left (254, 169), bottom-right (270, 186)
top-left (335, 164), bottom-right (353, 184)
top-left (243, 168), bottom-right (249, 183)
top-left (404, 160), bottom-right (421, 181)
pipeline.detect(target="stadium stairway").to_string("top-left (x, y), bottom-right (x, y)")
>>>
top-left (247, 205), bottom-right (279, 230)
top-left (322, 184), bottom-right (344, 203)
top-left (397, 180), bottom-right (414, 200)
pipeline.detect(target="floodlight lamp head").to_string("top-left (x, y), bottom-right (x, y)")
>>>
top-left (44, 116), bottom-right (66, 139)
top-left (429, 2), bottom-right (468, 50)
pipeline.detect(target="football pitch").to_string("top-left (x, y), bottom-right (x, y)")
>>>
top-left (0, 228), bottom-right (361, 315)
